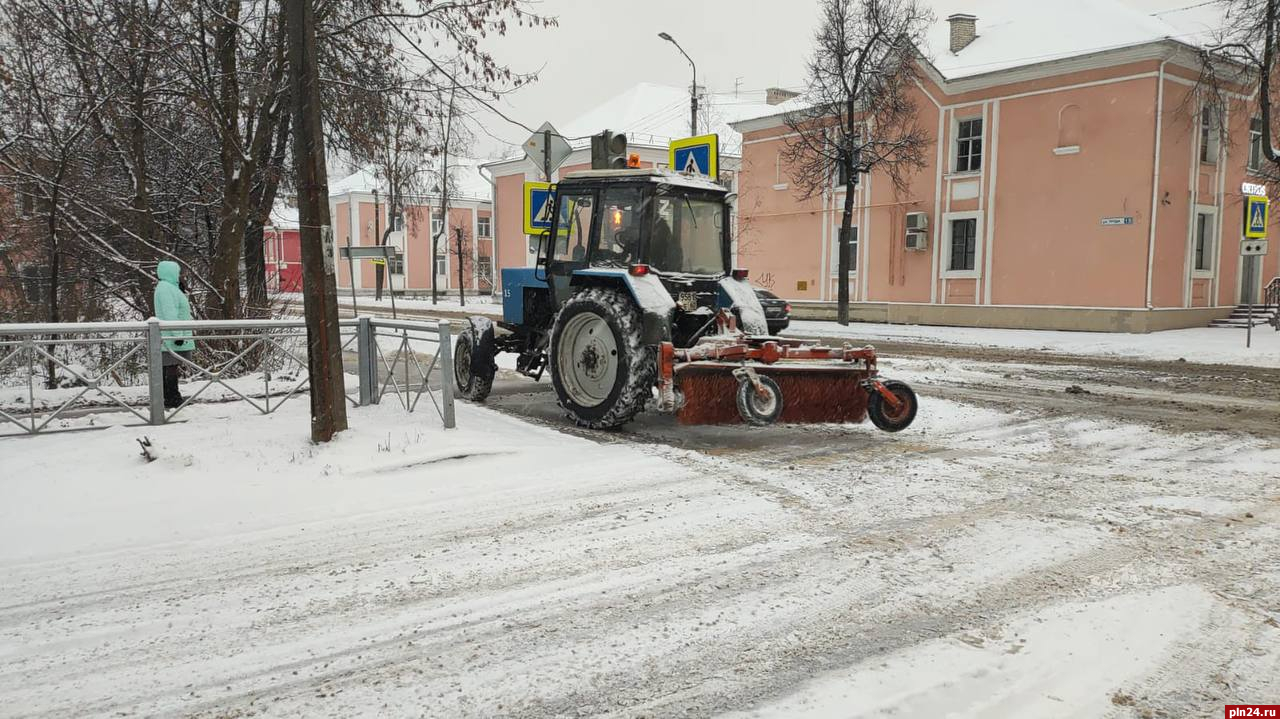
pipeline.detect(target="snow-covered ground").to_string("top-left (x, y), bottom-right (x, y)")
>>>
top-left (2, 387), bottom-right (1277, 716)
top-left (785, 319), bottom-right (1280, 368)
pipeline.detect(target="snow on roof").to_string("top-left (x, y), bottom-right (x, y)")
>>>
top-left (486, 82), bottom-right (780, 167)
top-left (561, 167), bottom-right (727, 192)
top-left (732, 0), bottom-right (1226, 126)
top-left (267, 204), bottom-right (299, 230)
top-left (922, 0), bottom-right (1224, 80)
top-left (328, 159), bottom-right (492, 203)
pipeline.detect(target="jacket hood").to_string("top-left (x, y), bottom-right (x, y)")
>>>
top-left (157, 260), bottom-right (180, 285)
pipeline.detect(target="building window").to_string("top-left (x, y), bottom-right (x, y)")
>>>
top-left (434, 254), bottom-right (447, 276)
top-left (1200, 108), bottom-right (1220, 164)
top-left (1057, 104), bottom-right (1082, 149)
top-left (388, 252), bottom-right (404, 275)
top-left (955, 118), bottom-right (983, 173)
top-left (948, 218), bottom-right (978, 272)
top-left (1249, 117), bottom-right (1264, 172)
top-left (430, 211), bottom-right (444, 236)
top-left (1194, 211), bottom-right (1215, 272)
top-left (830, 226), bottom-right (858, 275)
top-left (477, 216), bottom-right (491, 237)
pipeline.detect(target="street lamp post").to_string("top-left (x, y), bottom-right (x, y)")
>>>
top-left (658, 32), bottom-right (697, 136)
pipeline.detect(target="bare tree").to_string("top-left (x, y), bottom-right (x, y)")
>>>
top-left (452, 223), bottom-right (471, 306)
top-left (431, 86), bottom-right (462, 305)
top-left (1197, 1), bottom-right (1279, 181)
top-left (350, 87), bottom-right (434, 303)
top-left (782, 0), bottom-right (933, 324)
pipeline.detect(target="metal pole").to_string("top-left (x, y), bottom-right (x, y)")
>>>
top-left (25, 339), bottom-right (35, 433)
top-left (438, 320), bottom-right (455, 429)
top-left (147, 319), bottom-right (165, 425)
top-left (691, 64), bottom-right (698, 136)
top-left (544, 129), bottom-right (552, 182)
top-left (1247, 301), bottom-right (1253, 348)
top-left (388, 254), bottom-right (399, 320)
top-left (356, 316), bottom-right (372, 406)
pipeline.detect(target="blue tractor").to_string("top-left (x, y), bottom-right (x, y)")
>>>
top-left (453, 168), bottom-right (918, 432)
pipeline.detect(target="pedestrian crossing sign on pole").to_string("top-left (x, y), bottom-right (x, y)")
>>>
top-left (523, 181), bottom-right (556, 235)
top-left (669, 134), bottom-right (719, 178)
top-left (1244, 195), bottom-right (1269, 239)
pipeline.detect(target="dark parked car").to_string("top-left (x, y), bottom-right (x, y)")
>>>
top-left (754, 287), bottom-right (791, 334)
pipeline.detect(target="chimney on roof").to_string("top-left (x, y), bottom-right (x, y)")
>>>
top-left (766, 87), bottom-right (800, 106)
top-left (947, 14), bottom-right (977, 53)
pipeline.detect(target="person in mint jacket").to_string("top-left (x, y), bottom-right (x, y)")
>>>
top-left (153, 260), bottom-right (195, 408)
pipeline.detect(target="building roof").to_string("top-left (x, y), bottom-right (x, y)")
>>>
top-left (732, 0), bottom-right (1227, 127)
top-left (561, 167), bottom-right (727, 192)
top-left (328, 159), bottom-right (492, 203)
top-left (921, 0), bottom-right (1223, 80)
top-left (556, 82), bottom-right (778, 156)
top-left (266, 204), bottom-right (299, 231)
top-left (484, 82), bottom-right (782, 171)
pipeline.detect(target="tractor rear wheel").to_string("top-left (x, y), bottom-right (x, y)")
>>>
top-left (550, 287), bottom-right (653, 429)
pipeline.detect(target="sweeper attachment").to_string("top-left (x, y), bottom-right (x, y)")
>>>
top-left (454, 165), bottom-right (919, 432)
top-left (654, 311), bottom-right (917, 429)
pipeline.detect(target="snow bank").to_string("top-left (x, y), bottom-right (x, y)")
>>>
top-left (786, 320), bottom-right (1280, 368)
top-left (0, 400), bottom-right (668, 562)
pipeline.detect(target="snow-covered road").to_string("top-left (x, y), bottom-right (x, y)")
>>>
top-left (1, 395), bottom-right (1278, 717)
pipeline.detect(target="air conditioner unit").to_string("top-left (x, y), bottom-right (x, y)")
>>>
top-left (905, 211), bottom-right (929, 232)
top-left (905, 231), bottom-right (928, 251)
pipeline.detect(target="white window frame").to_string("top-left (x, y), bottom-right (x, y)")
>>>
top-left (829, 224), bottom-right (859, 277)
top-left (477, 215), bottom-right (491, 237)
top-left (430, 210), bottom-right (444, 237)
top-left (1200, 107), bottom-right (1220, 165)
top-left (1192, 205), bottom-right (1217, 277)
top-left (953, 116), bottom-right (984, 175)
top-left (1248, 117), bottom-right (1264, 173)
top-left (941, 211), bottom-right (984, 279)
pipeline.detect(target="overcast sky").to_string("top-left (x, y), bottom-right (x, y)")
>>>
top-left (470, 0), bottom-right (824, 158)
top-left (459, 0), bottom-right (1211, 159)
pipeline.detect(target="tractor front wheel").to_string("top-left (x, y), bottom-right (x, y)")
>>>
top-left (550, 287), bottom-right (653, 429)
top-left (454, 320), bottom-right (497, 402)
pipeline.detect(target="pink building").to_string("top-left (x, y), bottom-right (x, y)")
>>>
top-left (732, 5), bottom-right (1279, 331)
top-left (482, 83), bottom-right (784, 281)
top-left (263, 205), bottom-right (302, 293)
top-left (327, 165), bottom-right (494, 296)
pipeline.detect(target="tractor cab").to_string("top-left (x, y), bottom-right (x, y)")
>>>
top-left (526, 168), bottom-right (767, 348)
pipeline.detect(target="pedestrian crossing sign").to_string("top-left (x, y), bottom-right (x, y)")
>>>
top-left (1244, 195), bottom-right (1269, 238)
top-left (669, 134), bottom-right (719, 178)
top-left (523, 181), bottom-right (556, 235)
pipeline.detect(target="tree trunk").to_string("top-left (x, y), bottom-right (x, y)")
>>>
top-left (242, 217), bottom-right (268, 316)
top-left (455, 226), bottom-right (465, 306)
top-left (837, 169), bottom-right (857, 326)
top-left (285, 0), bottom-right (347, 442)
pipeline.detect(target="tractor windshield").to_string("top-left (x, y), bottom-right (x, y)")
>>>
top-left (650, 195), bottom-right (724, 276)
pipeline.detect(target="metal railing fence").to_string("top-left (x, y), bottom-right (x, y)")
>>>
top-left (0, 316), bottom-right (454, 437)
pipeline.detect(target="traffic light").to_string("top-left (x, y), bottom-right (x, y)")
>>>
top-left (591, 130), bottom-right (628, 169)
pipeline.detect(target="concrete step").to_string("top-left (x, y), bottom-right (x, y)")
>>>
top-left (1210, 318), bottom-right (1273, 328)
